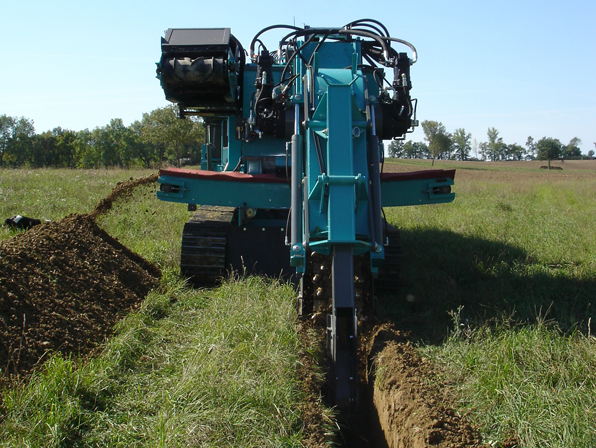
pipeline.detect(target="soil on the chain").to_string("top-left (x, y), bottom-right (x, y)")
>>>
top-left (0, 175), bottom-right (160, 388)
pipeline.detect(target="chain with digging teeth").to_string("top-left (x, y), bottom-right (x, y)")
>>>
top-left (299, 252), bottom-right (372, 319)
top-left (375, 225), bottom-right (402, 294)
top-left (298, 224), bottom-right (401, 317)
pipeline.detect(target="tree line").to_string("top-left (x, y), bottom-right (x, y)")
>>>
top-left (0, 105), bottom-right (204, 169)
top-left (388, 120), bottom-right (594, 163)
top-left (2, 111), bottom-right (593, 169)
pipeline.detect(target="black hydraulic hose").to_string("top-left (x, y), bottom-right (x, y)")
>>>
top-left (384, 36), bottom-right (418, 64)
top-left (277, 27), bottom-right (341, 59)
top-left (279, 33), bottom-right (318, 84)
top-left (348, 23), bottom-right (388, 40)
top-left (307, 33), bottom-right (330, 67)
top-left (338, 29), bottom-right (389, 62)
top-left (253, 38), bottom-right (268, 55)
top-left (345, 19), bottom-right (390, 37)
top-left (249, 25), bottom-right (301, 59)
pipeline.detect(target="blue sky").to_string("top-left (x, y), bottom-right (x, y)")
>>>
top-left (2, 0), bottom-right (595, 154)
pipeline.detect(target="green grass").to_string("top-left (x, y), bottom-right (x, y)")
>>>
top-left (0, 168), bottom-right (329, 447)
top-left (381, 162), bottom-right (596, 446)
top-left (382, 169), bottom-right (596, 339)
top-left (0, 169), bottom-right (158, 242)
top-left (3, 164), bottom-right (596, 446)
top-left (0, 277), bottom-right (313, 447)
top-left (420, 317), bottom-right (596, 447)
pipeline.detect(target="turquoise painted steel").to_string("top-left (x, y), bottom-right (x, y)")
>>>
top-left (380, 177), bottom-right (455, 207)
top-left (301, 41), bottom-right (371, 256)
top-left (157, 174), bottom-right (290, 209)
top-left (157, 34), bottom-right (455, 250)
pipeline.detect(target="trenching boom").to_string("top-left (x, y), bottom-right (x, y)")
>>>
top-left (155, 20), bottom-right (455, 408)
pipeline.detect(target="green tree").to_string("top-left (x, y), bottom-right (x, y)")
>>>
top-left (562, 137), bottom-right (582, 160)
top-left (403, 141), bottom-right (428, 159)
top-left (88, 119), bottom-right (133, 168)
top-left (525, 136), bottom-right (536, 159)
top-left (452, 128), bottom-right (471, 161)
top-left (106, 118), bottom-right (134, 167)
top-left (74, 129), bottom-right (101, 168)
top-left (507, 143), bottom-right (525, 161)
top-left (29, 131), bottom-right (52, 167)
top-left (0, 115), bottom-right (16, 167)
top-left (481, 127), bottom-right (506, 161)
top-left (47, 127), bottom-right (78, 168)
top-left (129, 120), bottom-right (158, 168)
top-left (0, 115), bottom-right (35, 167)
top-left (387, 140), bottom-right (404, 158)
top-left (588, 149), bottom-right (595, 159)
top-left (536, 137), bottom-right (562, 169)
top-left (144, 105), bottom-right (203, 167)
top-left (421, 120), bottom-right (451, 164)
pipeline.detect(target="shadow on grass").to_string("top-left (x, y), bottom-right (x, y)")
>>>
top-left (379, 229), bottom-right (595, 343)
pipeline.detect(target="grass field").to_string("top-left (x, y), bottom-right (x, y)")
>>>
top-left (0, 169), bottom-right (332, 447)
top-left (1, 161), bottom-right (596, 447)
top-left (383, 158), bottom-right (596, 446)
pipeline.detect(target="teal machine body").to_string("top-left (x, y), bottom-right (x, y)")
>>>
top-left (156, 21), bottom-right (455, 408)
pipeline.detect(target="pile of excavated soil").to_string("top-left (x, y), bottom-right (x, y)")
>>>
top-left (0, 175), bottom-right (160, 387)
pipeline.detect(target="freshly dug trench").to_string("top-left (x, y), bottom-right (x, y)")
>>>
top-left (0, 175), bottom-right (161, 388)
top-left (365, 324), bottom-right (485, 448)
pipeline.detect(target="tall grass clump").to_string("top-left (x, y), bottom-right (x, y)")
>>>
top-left (421, 316), bottom-right (596, 447)
top-left (1, 276), bottom-right (311, 447)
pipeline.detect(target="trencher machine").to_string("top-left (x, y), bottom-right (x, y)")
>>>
top-left (155, 20), bottom-right (455, 408)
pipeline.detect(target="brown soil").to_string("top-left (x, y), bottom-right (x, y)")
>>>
top-left (296, 315), bottom-right (495, 447)
top-left (363, 323), bottom-right (486, 448)
top-left (88, 174), bottom-right (158, 219)
top-left (296, 320), bottom-right (337, 448)
top-left (0, 175), bottom-right (161, 388)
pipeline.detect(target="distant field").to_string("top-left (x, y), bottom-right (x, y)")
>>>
top-left (385, 157), bottom-right (596, 172)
